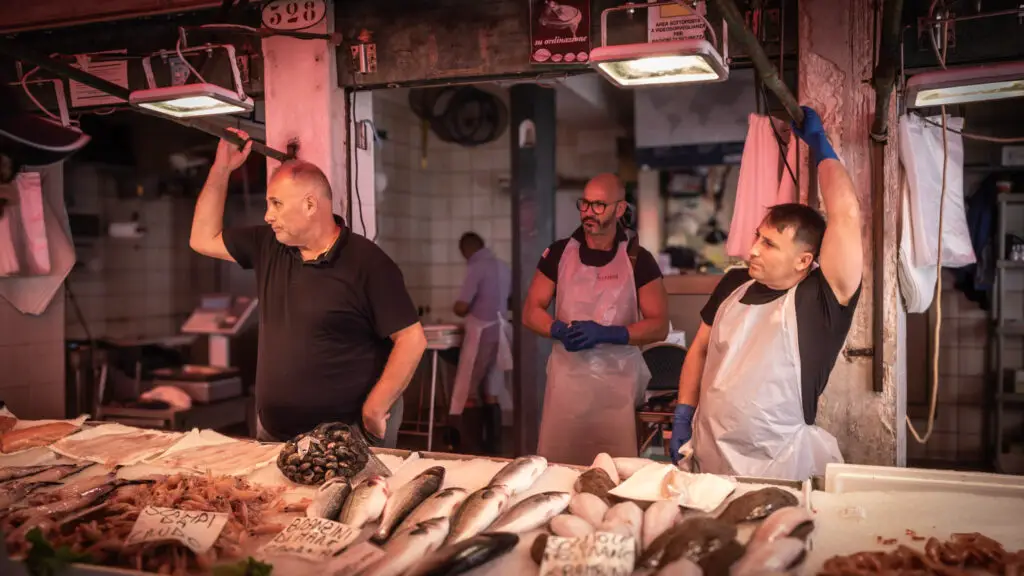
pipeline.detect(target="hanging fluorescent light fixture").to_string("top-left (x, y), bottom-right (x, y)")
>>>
top-left (906, 61), bottom-right (1024, 108)
top-left (130, 41), bottom-right (253, 118)
top-left (590, 1), bottom-right (729, 88)
top-left (130, 84), bottom-right (253, 118)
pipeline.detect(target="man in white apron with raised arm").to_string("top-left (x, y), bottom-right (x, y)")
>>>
top-left (450, 232), bottom-right (513, 455)
top-left (670, 106), bottom-right (864, 481)
top-left (524, 173), bottom-right (669, 466)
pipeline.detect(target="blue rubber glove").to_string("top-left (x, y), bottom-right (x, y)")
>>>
top-left (792, 105), bottom-right (838, 165)
top-left (550, 320), bottom-right (573, 350)
top-left (670, 403), bottom-right (696, 465)
top-left (565, 320), bottom-right (630, 351)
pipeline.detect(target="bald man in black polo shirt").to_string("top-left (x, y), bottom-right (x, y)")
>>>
top-left (189, 130), bottom-right (427, 446)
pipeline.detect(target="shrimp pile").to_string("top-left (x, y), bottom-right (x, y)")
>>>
top-left (6, 474), bottom-right (287, 575)
top-left (820, 532), bottom-right (1024, 576)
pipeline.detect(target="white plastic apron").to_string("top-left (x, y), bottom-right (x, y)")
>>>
top-left (449, 312), bottom-right (513, 415)
top-left (536, 238), bottom-right (652, 466)
top-left (691, 279), bottom-right (843, 480)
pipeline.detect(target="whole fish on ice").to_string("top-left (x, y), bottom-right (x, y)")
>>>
top-left (361, 517), bottom-right (451, 576)
top-left (373, 466), bottom-right (445, 543)
top-left (396, 487), bottom-right (468, 535)
top-left (405, 532), bottom-right (519, 576)
top-left (307, 477), bottom-right (351, 520)
top-left (487, 491), bottom-right (569, 534)
top-left (488, 456), bottom-right (546, 495)
top-left (445, 485), bottom-right (510, 545)
top-left (339, 475), bottom-right (389, 528)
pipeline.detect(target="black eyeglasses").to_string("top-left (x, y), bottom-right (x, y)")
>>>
top-left (576, 199), bottom-right (620, 215)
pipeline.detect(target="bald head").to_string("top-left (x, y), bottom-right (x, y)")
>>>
top-left (271, 160), bottom-right (332, 200)
top-left (585, 173), bottom-right (625, 202)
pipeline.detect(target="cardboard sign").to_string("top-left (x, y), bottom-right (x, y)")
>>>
top-left (259, 517), bottom-right (359, 561)
top-left (327, 542), bottom-right (386, 575)
top-left (539, 532), bottom-right (636, 576)
top-left (125, 507), bottom-right (229, 554)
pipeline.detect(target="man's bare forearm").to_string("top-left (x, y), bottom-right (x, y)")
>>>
top-left (190, 164), bottom-right (231, 253)
top-left (524, 305), bottom-right (556, 338)
top-left (677, 347), bottom-right (707, 407)
top-left (818, 159), bottom-right (860, 218)
top-left (627, 317), bottom-right (668, 346)
top-left (364, 324), bottom-right (427, 415)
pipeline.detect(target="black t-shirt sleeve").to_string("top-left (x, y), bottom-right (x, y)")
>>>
top-left (366, 251), bottom-right (420, 339)
top-left (537, 239), bottom-right (570, 282)
top-left (222, 225), bottom-right (270, 270)
top-left (634, 247), bottom-right (663, 289)
top-left (700, 268), bottom-right (752, 325)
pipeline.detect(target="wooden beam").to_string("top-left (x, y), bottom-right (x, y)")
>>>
top-left (0, 0), bottom-right (222, 33)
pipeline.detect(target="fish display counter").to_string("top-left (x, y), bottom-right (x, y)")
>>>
top-left (1, 410), bottom-right (1023, 576)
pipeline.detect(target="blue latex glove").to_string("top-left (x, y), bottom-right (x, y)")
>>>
top-left (565, 320), bottom-right (630, 351)
top-left (670, 403), bottom-right (696, 464)
top-left (550, 320), bottom-right (573, 349)
top-left (792, 105), bottom-right (838, 165)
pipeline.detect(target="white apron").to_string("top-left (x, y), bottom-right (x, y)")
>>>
top-left (449, 312), bottom-right (513, 415)
top-left (536, 237), bottom-right (652, 466)
top-left (691, 279), bottom-right (843, 480)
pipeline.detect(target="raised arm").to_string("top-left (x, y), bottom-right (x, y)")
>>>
top-left (189, 129), bottom-right (252, 261)
top-left (792, 106), bottom-right (862, 305)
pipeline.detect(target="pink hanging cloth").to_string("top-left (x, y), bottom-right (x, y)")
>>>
top-left (0, 172), bottom-right (50, 277)
top-left (726, 114), bottom-right (800, 258)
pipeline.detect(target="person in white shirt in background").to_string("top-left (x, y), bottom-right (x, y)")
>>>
top-left (449, 232), bottom-right (513, 455)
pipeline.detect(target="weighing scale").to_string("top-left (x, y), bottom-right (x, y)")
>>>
top-left (149, 294), bottom-right (258, 403)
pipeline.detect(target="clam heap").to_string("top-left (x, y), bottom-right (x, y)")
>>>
top-left (276, 422), bottom-right (371, 485)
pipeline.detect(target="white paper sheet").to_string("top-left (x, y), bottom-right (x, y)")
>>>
top-left (49, 423), bottom-right (181, 466)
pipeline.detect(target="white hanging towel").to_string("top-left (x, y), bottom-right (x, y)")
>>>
top-left (898, 114), bottom-right (975, 268)
top-left (0, 167), bottom-right (76, 315)
top-left (0, 172), bottom-right (51, 278)
top-left (897, 173), bottom-right (937, 313)
top-left (726, 114), bottom-right (801, 258)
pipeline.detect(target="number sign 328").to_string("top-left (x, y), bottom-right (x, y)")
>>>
top-left (262, 0), bottom-right (327, 31)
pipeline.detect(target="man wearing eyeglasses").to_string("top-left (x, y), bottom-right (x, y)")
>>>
top-left (524, 173), bottom-right (669, 466)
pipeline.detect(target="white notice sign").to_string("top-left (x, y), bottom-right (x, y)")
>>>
top-left (259, 517), bottom-right (360, 561)
top-left (69, 59), bottom-right (128, 108)
top-left (125, 507), bottom-right (229, 554)
top-left (327, 542), bottom-right (386, 575)
top-left (648, 0), bottom-right (709, 43)
top-left (539, 532), bottom-right (636, 576)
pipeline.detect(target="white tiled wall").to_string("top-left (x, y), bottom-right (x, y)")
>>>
top-left (372, 86), bottom-right (623, 324)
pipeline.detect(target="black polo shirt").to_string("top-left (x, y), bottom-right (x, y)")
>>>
top-left (223, 217), bottom-right (419, 439)
top-left (537, 226), bottom-right (663, 289)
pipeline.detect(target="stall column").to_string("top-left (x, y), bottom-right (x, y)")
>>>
top-left (261, 4), bottom-right (348, 217)
top-left (510, 84), bottom-right (556, 456)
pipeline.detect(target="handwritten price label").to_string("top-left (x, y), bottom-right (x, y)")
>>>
top-left (539, 532), bottom-right (636, 576)
top-left (125, 507), bottom-right (229, 554)
top-left (259, 517), bottom-right (359, 561)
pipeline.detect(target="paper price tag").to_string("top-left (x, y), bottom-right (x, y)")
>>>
top-left (327, 542), bottom-right (386, 575)
top-left (259, 517), bottom-right (360, 562)
top-left (125, 507), bottom-right (229, 554)
top-left (539, 532), bottom-right (636, 576)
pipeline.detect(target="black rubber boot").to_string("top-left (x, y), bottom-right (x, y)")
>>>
top-left (482, 403), bottom-right (503, 456)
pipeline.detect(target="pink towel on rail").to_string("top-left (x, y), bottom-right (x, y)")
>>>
top-left (726, 114), bottom-right (800, 258)
top-left (0, 172), bottom-right (50, 277)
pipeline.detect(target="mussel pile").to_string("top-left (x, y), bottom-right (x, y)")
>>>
top-left (276, 422), bottom-right (371, 485)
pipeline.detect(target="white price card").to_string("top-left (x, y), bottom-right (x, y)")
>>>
top-left (125, 507), bottom-right (229, 554)
top-left (327, 542), bottom-right (386, 575)
top-left (539, 532), bottom-right (636, 576)
top-left (259, 517), bottom-right (360, 562)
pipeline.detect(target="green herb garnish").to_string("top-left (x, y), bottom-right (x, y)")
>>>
top-left (24, 528), bottom-right (92, 576)
top-left (212, 556), bottom-right (274, 576)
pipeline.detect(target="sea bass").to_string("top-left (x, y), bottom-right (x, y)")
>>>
top-left (361, 517), bottom-right (451, 576)
top-left (445, 486), bottom-right (510, 546)
top-left (338, 475), bottom-right (389, 528)
top-left (0, 463), bottom-right (90, 485)
top-left (307, 477), bottom-right (351, 521)
top-left (395, 487), bottom-right (468, 536)
top-left (372, 466), bottom-right (445, 543)
top-left (487, 456), bottom-right (546, 495)
top-left (487, 491), bottom-right (570, 534)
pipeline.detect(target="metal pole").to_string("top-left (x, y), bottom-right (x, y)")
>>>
top-left (711, 0), bottom-right (805, 127)
top-left (0, 37), bottom-right (291, 162)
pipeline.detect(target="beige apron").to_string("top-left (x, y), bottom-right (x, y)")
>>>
top-left (691, 279), bottom-right (844, 480)
top-left (537, 237), bottom-right (651, 466)
top-left (449, 313), bottom-right (513, 415)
